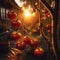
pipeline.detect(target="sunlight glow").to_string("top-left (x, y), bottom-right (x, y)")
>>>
top-left (24, 10), bottom-right (31, 17)
top-left (22, 5), bottom-right (36, 18)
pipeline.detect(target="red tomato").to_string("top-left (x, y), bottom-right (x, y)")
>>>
top-left (46, 24), bottom-right (52, 34)
top-left (11, 20), bottom-right (21, 29)
top-left (16, 41), bottom-right (26, 50)
top-left (30, 38), bottom-right (39, 48)
top-left (7, 11), bottom-right (17, 19)
top-left (10, 32), bottom-right (22, 40)
top-left (46, 24), bottom-right (51, 30)
top-left (23, 36), bottom-right (31, 44)
top-left (34, 47), bottom-right (45, 57)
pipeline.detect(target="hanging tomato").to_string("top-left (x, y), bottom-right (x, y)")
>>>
top-left (29, 38), bottom-right (39, 48)
top-left (46, 24), bottom-right (52, 34)
top-left (7, 11), bottom-right (17, 19)
top-left (10, 31), bottom-right (22, 40)
top-left (23, 36), bottom-right (31, 44)
top-left (16, 41), bottom-right (26, 50)
top-left (11, 20), bottom-right (21, 29)
top-left (34, 47), bottom-right (45, 57)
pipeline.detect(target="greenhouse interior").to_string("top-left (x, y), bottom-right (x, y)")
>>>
top-left (0, 0), bottom-right (60, 60)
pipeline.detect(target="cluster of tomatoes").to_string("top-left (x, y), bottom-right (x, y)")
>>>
top-left (41, 9), bottom-right (52, 34)
top-left (45, 24), bottom-right (52, 34)
top-left (7, 10), bottom-right (21, 29)
top-left (10, 31), bottom-right (39, 49)
top-left (7, 10), bottom-right (45, 57)
top-left (10, 31), bottom-right (45, 57)
top-left (41, 9), bottom-right (51, 20)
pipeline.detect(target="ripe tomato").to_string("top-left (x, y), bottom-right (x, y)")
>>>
top-left (30, 38), bottom-right (39, 48)
top-left (11, 20), bottom-right (21, 29)
top-left (34, 47), bottom-right (45, 57)
top-left (46, 24), bottom-right (51, 30)
top-left (10, 31), bottom-right (22, 40)
top-left (16, 41), bottom-right (26, 50)
top-left (7, 11), bottom-right (17, 19)
top-left (46, 24), bottom-right (52, 34)
top-left (23, 36), bottom-right (31, 44)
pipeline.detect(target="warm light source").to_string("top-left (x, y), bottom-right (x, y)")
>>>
top-left (24, 9), bottom-right (31, 17)
top-left (21, 6), bottom-right (39, 25)
top-left (22, 5), bottom-right (35, 18)
top-left (20, 5), bottom-right (39, 25)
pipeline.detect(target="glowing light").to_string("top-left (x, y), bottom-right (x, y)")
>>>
top-left (24, 10), bottom-right (31, 17)
top-left (22, 9), bottom-right (38, 25)
top-left (20, 5), bottom-right (39, 25)
top-left (14, 0), bottom-right (26, 7)
top-left (22, 5), bottom-right (35, 18)
top-left (28, 5), bottom-right (31, 10)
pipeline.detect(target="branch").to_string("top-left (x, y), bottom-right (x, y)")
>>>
top-left (41, 27), bottom-right (51, 44)
top-left (41, 0), bottom-right (54, 15)
top-left (41, 27), bottom-right (59, 60)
